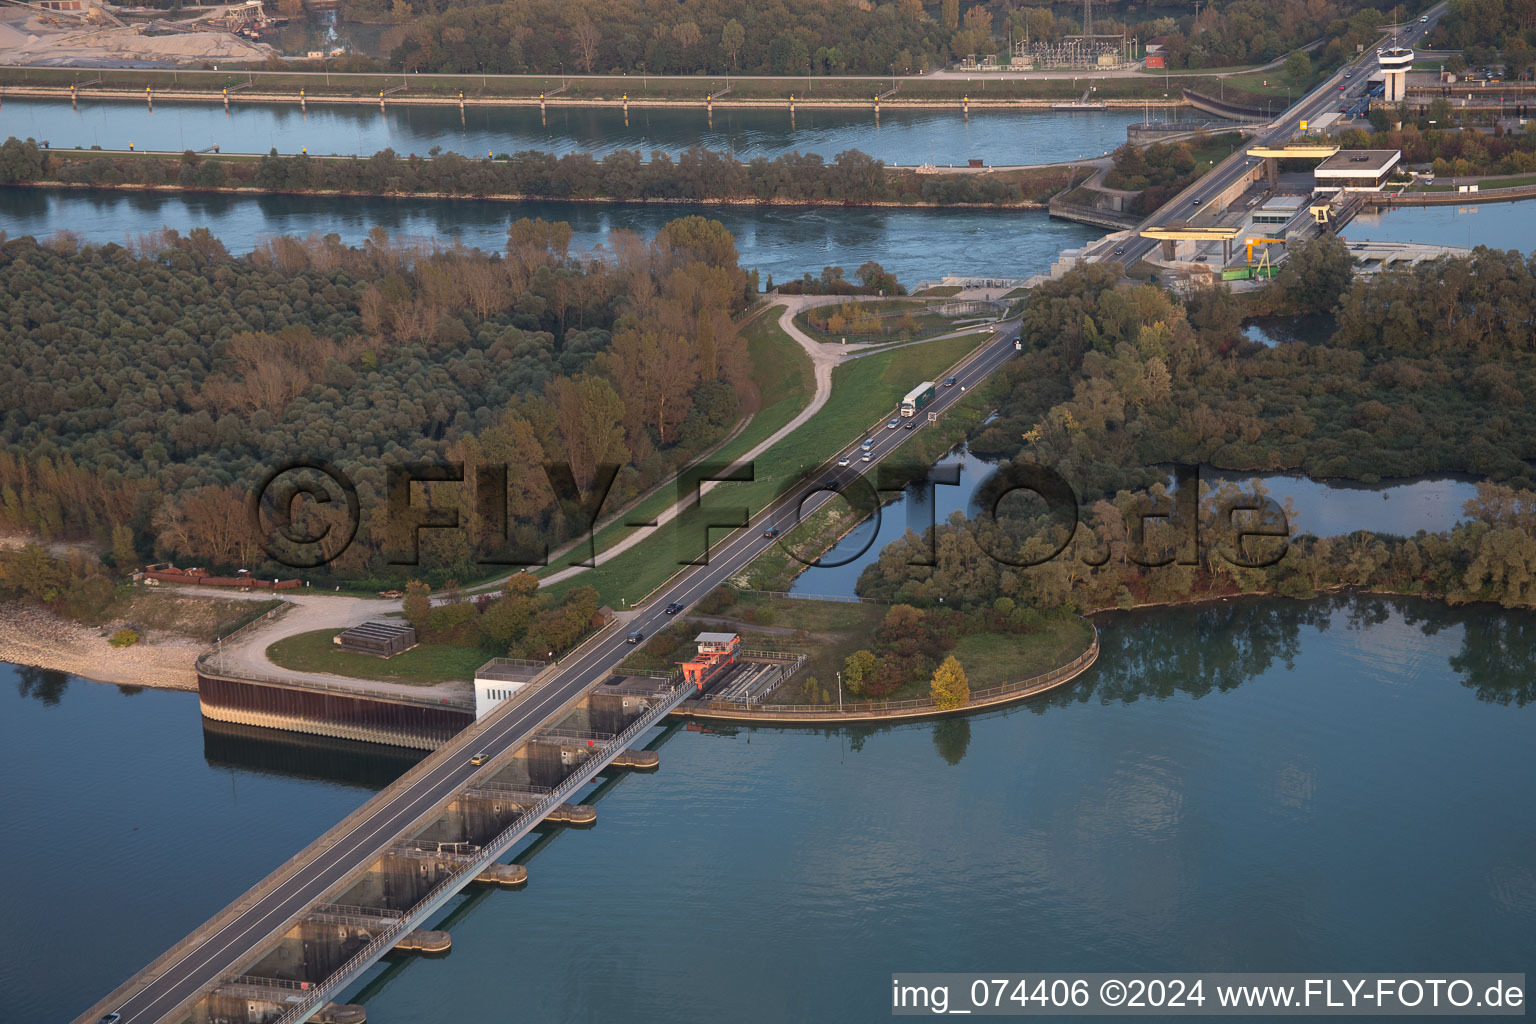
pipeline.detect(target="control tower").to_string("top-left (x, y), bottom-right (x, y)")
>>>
top-left (1379, 45), bottom-right (1414, 102)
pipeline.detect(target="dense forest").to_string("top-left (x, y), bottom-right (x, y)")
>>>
top-left (340, 0), bottom-right (1396, 76)
top-left (1431, 0), bottom-right (1536, 72)
top-left (855, 242), bottom-right (1536, 612)
top-left (0, 138), bottom-right (1080, 208)
top-left (0, 214), bottom-right (755, 599)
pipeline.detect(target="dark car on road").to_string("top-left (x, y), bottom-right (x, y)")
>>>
top-left (763, 526), bottom-right (779, 538)
top-left (625, 630), bottom-right (645, 644)
top-left (664, 602), bottom-right (682, 615)
top-left (943, 376), bottom-right (957, 388)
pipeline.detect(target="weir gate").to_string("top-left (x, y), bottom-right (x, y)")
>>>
top-left (77, 672), bottom-right (695, 1024)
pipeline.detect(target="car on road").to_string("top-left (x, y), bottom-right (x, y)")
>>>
top-left (469, 752), bottom-right (490, 766)
top-left (822, 476), bottom-right (841, 491)
top-left (861, 437), bottom-right (875, 450)
top-left (887, 419), bottom-right (900, 429)
top-left (664, 601), bottom-right (682, 615)
top-left (943, 376), bottom-right (957, 388)
top-left (861, 453), bottom-right (872, 462)
top-left (625, 630), bottom-right (645, 644)
top-left (763, 526), bottom-right (779, 539)
top-left (1344, 70), bottom-right (1353, 78)
top-left (904, 420), bottom-right (916, 429)
top-left (838, 456), bottom-right (851, 467)
top-left (1191, 198), bottom-right (1201, 205)
top-left (98, 1016), bottom-right (122, 1024)
top-left (1420, 14), bottom-right (1428, 21)
top-left (1113, 247), bottom-right (1125, 255)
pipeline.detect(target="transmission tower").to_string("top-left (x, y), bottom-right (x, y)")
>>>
top-left (1082, 0), bottom-right (1093, 36)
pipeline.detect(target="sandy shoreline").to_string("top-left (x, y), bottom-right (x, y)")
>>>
top-left (0, 603), bottom-right (203, 691)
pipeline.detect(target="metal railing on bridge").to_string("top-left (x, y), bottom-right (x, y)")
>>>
top-left (271, 676), bottom-right (697, 1024)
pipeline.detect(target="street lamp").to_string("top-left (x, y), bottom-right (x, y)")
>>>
top-left (836, 670), bottom-right (843, 710)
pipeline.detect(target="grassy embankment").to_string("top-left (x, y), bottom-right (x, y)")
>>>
top-left (267, 627), bottom-right (487, 684)
top-left (620, 593), bottom-right (1094, 703)
top-left (540, 331), bottom-right (990, 608)
top-left (91, 589), bottom-right (283, 642)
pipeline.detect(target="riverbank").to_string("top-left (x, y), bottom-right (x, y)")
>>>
top-left (680, 623), bottom-right (1100, 725)
top-left (5, 177), bottom-right (1057, 212)
top-left (6, 136), bottom-right (1092, 210)
top-left (0, 603), bottom-right (201, 691)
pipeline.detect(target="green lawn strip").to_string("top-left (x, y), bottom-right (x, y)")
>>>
top-left (794, 306), bottom-right (971, 345)
top-left (792, 612), bottom-right (1091, 703)
top-left (533, 307), bottom-right (810, 579)
top-left (948, 615), bottom-right (1095, 690)
top-left (913, 285), bottom-right (962, 297)
top-left (1418, 173), bottom-right (1536, 192)
top-left (541, 332), bottom-right (989, 606)
top-left (266, 628), bottom-right (489, 684)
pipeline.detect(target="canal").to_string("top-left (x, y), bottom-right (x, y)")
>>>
top-left (6, 594), bottom-right (1533, 1022)
top-left (2, 98), bottom-right (1169, 164)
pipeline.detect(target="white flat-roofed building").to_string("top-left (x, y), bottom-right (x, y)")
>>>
top-left (1313, 150), bottom-right (1402, 193)
top-left (474, 658), bottom-right (546, 718)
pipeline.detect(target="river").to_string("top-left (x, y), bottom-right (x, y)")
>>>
top-left (6, 594), bottom-right (1533, 1022)
top-left (790, 446), bottom-right (1482, 600)
top-left (2, 98), bottom-right (1169, 165)
top-left (0, 187), bottom-right (1099, 287)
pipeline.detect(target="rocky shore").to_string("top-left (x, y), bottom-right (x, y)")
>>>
top-left (0, 604), bottom-right (203, 691)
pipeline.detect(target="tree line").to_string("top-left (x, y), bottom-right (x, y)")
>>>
top-left (1340, 119), bottom-right (1536, 178)
top-left (853, 242), bottom-right (1536, 615)
top-left (0, 137), bottom-right (1079, 209)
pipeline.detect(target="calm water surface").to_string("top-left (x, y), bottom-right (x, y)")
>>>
top-left (0, 187), bottom-right (1098, 285)
top-left (1345, 201), bottom-right (1536, 253)
top-left (3, 99), bottom-right (1168, 164)
top-left (6, 595), bottom-right (1534, 1022)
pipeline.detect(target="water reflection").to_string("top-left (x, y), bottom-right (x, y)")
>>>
top-left (201, 718), bottom-right (426, 790)
top-left (14, 665), bottom-right (69, 706)
top-left (931, 717), bottom-right (972, 765)
top-left (0, 188), bottom-right (1097, 286)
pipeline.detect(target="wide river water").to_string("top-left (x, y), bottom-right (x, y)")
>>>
top-left (6, 594), bottom-right (1534, 1022)
top-left (2, 99), bottom-right (1168, 164)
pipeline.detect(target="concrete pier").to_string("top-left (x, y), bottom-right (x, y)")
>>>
top-left (473, 863), bottom-right (528, 888)
top-left (394, 929), bottom-right (451, 955)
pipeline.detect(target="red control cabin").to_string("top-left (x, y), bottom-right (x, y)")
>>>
top-left (681, 632), bottom-right (741, 691)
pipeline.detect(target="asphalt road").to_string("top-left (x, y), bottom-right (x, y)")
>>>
top-left (90, 325), bottom-right (1023, 1024)
top-left (1096, 6), bottom-right (1447, 268)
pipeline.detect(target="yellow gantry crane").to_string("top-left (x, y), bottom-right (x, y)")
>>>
top-left (1244, 237), bottom-right (1285, 266)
